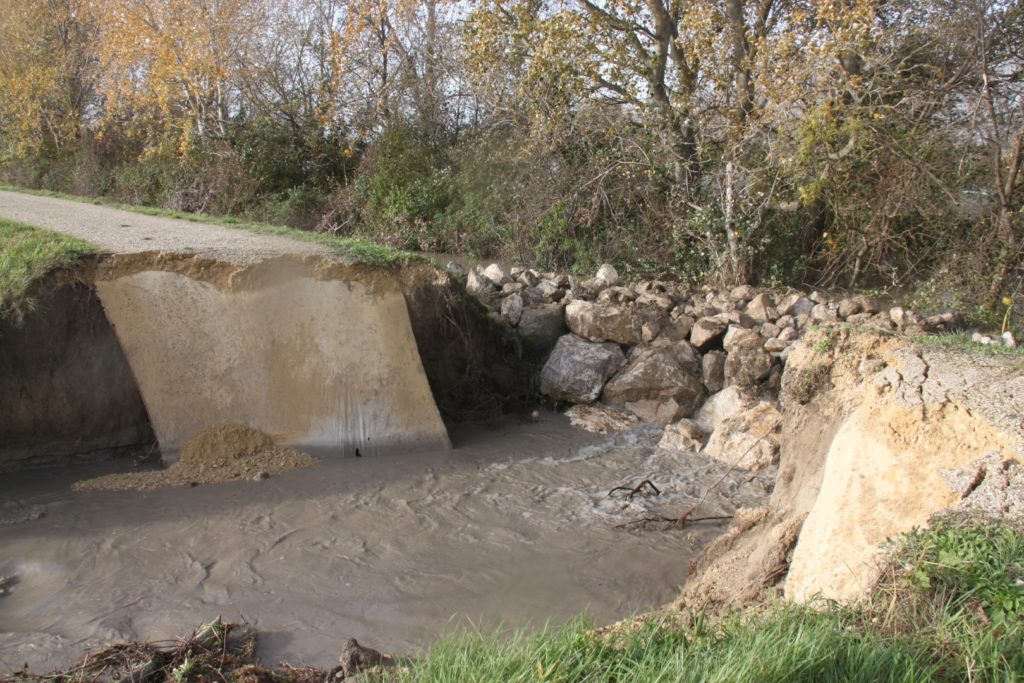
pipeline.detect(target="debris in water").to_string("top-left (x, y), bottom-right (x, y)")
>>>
top-left (4, 619), bottom-right (398, 683)
top-left (565, 404), bottom-right (639, 434)
top-left (71, 424), bottom-right (317, 492)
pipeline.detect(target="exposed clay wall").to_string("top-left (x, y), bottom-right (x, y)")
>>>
top-left (93, 255), bottom-right (451, 457)
top-left (0, 276), bottom-right (153, 469)
top-left (681, 330), bottom-right (1024, 610)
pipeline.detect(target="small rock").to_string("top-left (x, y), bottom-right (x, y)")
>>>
top-left (658, 419), bottom-right (706, 452)
top-left (518, 269), bottom-right (541, 286)
top-left (723, 326), bottom-right (762, 353)
top-left (729, 284), bottom-right (756, 301)
top-left (745, 292), bottom-right (778, 322)
top-left (778, 293), bottom-right (815, 317)
top-left (690, 316), bottom-right (729, 350)
top-left (595, 263), bottom-right (620, 286)
top-left (466, 268), bottom-right (495, 296)
top-left (482, 263), bottom-right (512, 287)
top-left (724, 335), bottom-right (774, 388)
top-left (252, 470), bottom-right (270, 481)
top-left (445, 261), bottom-right (465, 278)
top-left (1004, 331), bottom-right (1018, 348)
top-left (702, 351), bottom-right (727, 393)
top-left (625, 398), bottom-right (688, 426)
top-left (837, 298), bottom-right (862, 319)
top-left (501, 293), bottom-right (524, 326)
top-left (596, 286), bottom-right (636, 305)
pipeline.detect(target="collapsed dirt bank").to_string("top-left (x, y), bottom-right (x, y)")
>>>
top-left (73, 424), bottom-right (317, 492)
top-left (680, 330), bottom-right (1024, 611)
top-left (1, 253), bottom-right (524, 469)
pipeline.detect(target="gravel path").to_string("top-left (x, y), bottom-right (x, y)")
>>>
top-left (0, 190), bottom-right (332, 265)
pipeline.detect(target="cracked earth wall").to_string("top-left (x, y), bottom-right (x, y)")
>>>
top-left (681, 330), bottom-right (1024, 609)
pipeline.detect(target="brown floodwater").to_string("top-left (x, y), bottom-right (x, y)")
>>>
top-left (0, 414), bottom-right (773, 673)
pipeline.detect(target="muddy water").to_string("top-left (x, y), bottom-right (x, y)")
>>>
top-left (0, 415), bottom-right (773, 673)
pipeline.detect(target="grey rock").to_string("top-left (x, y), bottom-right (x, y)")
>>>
top-left (724, 335), bottom-right (774, 387)
top-left (501, 293), bottom-right (524, 326)
top-left (595, 263), bottom-right (620, 286)
top-left (540, 335), bottom-right (625, 403)
top-left (482, 263), bottom-right (512, 287)
top-left (446, 261), bottom-right (466, 278)
top-left (702, 351), bottom-right (727, 393)
top-left (779, 294), bottom-right (815, 317)
top-left (518, 305), bottom-right (566, 354)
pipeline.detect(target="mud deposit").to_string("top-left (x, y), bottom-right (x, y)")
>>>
top-left (0, 415), bottom-right (772, 673)
top-left (73, 425), bottom-right (318, 492)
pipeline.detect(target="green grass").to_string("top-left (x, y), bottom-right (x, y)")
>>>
top-left (0, 218), bottom-right (98, 320)
top-left (913, 331), bottom-right (1024, 357)
top-left (371, 520), bottom-right (1024, 683)
top-left (0, 183), bottom-right (423, 268)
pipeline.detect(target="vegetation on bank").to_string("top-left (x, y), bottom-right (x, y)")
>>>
top-left (0, 218), bottom-right (97, 320)
top-left (377, 519), bottom-right (1024, 682)
top-left (6, 519), bottom-right (1021, 682)
top-left (0, 185), bottom-right (422, 268)
top-left (1, 0), bottom-right (1020, 314)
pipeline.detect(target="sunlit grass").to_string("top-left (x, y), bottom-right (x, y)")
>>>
top-left (0, 218), bottom-right (98, 321)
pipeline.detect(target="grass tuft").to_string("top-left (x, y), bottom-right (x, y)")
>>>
top-left (0, 218), bottom-right (98, 321)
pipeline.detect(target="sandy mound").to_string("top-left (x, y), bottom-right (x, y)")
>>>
top-left (73, 424), bottom-right (317, 492)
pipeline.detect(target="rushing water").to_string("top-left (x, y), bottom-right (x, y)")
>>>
top-left (0, 414), bottom-right (772, 672)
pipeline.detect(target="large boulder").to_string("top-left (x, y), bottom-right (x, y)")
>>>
top-left (518, 305), bottom-right (566, 355)
top-left (725, 335), bottom-right (774, 387)
top-left (564, 300), bottom-right (643, 344)
top-left (540, 335), bottom-right (625, 404)
top-left (704, 402), bottom-right (782, 471)
top-left (602, 346), bottom-right (706, 415)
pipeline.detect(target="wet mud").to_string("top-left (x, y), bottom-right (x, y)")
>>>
top-left (0, 415), bottom-right (772, 673)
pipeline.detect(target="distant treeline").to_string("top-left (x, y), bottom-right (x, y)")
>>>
top-left (0, 0), bottom-right (1021, 314)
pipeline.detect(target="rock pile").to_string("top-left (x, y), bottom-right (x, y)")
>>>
top-left (460, 261), bottom-right (962, 471)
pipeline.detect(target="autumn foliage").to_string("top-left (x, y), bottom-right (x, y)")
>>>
top-left (0, 0), bottom-right (1020, 307)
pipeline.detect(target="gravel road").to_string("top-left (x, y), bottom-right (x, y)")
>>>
top-left (0, 190), bottom-right (333, 264)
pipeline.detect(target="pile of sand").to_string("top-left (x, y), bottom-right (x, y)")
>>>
top-left (73, 424), bottom-right (317, 492)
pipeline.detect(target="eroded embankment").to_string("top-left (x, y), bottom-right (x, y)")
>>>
top-left (0, 270), bottom-right (152, 470)
top-left (680, 330), bottom-right (1024, 610)
top-left (1, 253), bottom-right (527, 469)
